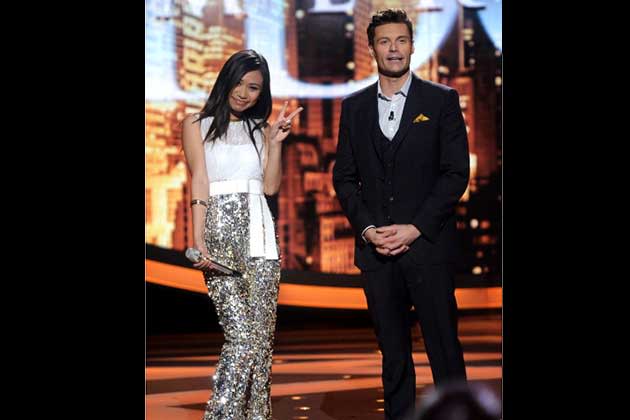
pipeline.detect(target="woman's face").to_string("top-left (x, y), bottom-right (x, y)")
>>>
top-left (229, 70), bottom-right (264, 115)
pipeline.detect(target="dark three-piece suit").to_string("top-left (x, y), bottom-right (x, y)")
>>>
top-left (333, 74), bottom-right (470, 420)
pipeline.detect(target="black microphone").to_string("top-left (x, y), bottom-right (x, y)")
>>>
top-left (388, 111), bottom-right (395, 121)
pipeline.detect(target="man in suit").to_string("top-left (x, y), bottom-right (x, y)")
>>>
top-left (332, 8), bottom-right (470, 420)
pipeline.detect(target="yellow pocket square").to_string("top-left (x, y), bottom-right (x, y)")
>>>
top-left (413, 113), bottom-right (430, 123)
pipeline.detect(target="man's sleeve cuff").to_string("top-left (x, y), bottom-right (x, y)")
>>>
top-left (361, 225), bottom-right (376, 243)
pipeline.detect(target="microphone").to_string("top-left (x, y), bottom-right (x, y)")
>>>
top-left (185, 248), bottom-right (242, 276)
top-left (185, 247), bottom-right (204, 263)
top-left (388, 111), bottom-right (395, 121)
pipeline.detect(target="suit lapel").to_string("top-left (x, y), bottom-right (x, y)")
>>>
top-left (357, 84), bottom-right (385, 180)
top-left (360, 84), bottom-right (381, 163)
top-left (390, 74), bottom-right (424, 156)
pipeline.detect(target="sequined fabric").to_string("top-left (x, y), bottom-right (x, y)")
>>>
top-left (202, 192), bottom-right (281, 420)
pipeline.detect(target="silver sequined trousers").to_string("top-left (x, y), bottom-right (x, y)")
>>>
top-left (202, 192), bottom-right (280, 420)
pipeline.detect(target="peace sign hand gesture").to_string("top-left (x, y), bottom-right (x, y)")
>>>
top-left (269, 101), bottom-right (303, 145)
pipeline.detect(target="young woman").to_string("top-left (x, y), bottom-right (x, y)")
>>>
top-left (181, 49), bottom-right (302, 419)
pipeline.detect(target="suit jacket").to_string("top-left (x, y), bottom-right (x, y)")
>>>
top-left (332, 74), bottom-right (470, 271)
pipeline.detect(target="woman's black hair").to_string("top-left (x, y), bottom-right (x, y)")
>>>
top-left (194, 49), bottom-right (272, 159)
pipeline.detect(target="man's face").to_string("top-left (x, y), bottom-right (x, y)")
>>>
top-left (369, 23), bottom-right (414, 78)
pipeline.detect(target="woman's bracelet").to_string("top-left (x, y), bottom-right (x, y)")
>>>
top-left (190, 199), bottom-right (208, 208)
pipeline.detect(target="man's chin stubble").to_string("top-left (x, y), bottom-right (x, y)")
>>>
top-left (377, 65), bottom-right (410, 78)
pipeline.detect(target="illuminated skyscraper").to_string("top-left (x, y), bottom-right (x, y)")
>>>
top-left (439, 1), bottom-right (501, 282)
top-left (285, 0), bottom-right (300, 78)
top-left (145, 101), bottom-right (188, 248)
top-left (319, 214), bottom-right (360, 274)
top-left (353, 0), bottom-right (375, 80)
top-left (174, 0), bottom-right (245, 92)
top-left (279, 137), bottom-right (318, 269)
top-left (454, 1), bottom-right (498, 178)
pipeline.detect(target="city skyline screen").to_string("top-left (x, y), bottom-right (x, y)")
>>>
top-left (146, 0), bottom-right (502, 279)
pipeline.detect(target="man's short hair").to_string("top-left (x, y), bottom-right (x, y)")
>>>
top-left (367, 9), bottom-right (414, 46)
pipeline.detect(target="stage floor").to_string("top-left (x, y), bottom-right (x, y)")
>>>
top-left (146, 313), bottom-right (501, 419)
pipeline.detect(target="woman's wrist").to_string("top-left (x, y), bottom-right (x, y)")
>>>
top-left (268, 140), bottom-right (283, 150)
